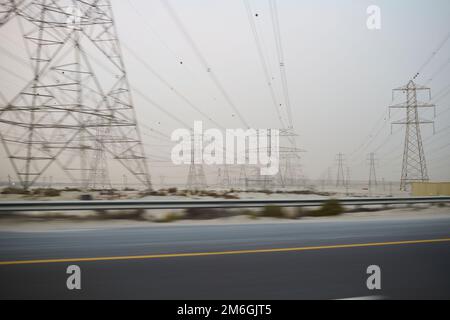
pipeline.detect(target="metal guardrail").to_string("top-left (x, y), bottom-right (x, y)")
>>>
top-left (0, 196), bottom-right (449, 212)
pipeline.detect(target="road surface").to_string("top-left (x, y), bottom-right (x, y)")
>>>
top-left (0, 214), bottom-right (449, 299)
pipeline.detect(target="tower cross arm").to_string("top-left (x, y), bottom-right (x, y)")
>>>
top-left (389, 102), bottom-right (436, 109)
top-left (391, 119), bottom-right (434, 125)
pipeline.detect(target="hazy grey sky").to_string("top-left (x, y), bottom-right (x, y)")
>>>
top-left (1, 0), bottom-right (449, 187)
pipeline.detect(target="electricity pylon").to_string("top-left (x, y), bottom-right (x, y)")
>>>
top-left (0, 0), bottom-right (151, 190)
top-left (186, 163), bottom-right (207, 190)
top-left (0, 0), bottom-right (26, 26)
top-left (277, 128), bottom-right (304, 188)
top-left (336, 153), bottom-right (346, 187)
top-left (367, 152), bottom-right (378, 190)
top-left (367, 152), bottom-right (378, 196)
top-left (215, 166), bottom-right (231, 189)
top-left (88, 127), bottom-right (112, 190)
top-left (186, 133), bottom-right (207, 190)
top-left (390, 80), bottom-right (435, 191)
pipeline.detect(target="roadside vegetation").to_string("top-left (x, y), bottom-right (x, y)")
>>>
top-left (1, 187), bottom-right (30, 195)
top-left (298, 199), bottom-right (344, 217)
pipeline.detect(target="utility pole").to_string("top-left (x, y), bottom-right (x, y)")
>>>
top-left (336, 153), bottom-right (346, 187)
top-left (390, 80), bottom-right (435, 191)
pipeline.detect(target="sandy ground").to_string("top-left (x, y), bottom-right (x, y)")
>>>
top-left (0, 205), bottom-right (448, 233)
top-left (1, 187), bottom-right (446, 233)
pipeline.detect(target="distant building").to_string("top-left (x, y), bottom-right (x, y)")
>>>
top-left (411, 182), bottom-right (450, 196)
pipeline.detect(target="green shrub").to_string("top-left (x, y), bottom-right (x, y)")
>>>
top-left (42, 188), bottom-right (61, 197)
top-left (64, 187), bottom-right (82, 192)
top-left (260, 205), bottom-right (286, 218)
top-left (140, 190), bottom-right (167, 197)
top-left (31, 188), bottom-right (61, 197)
top-left (184, 208), bottom-right (228, 220)
top-left (309, 199), bottom-right (344, 217)
top-left (167, 187), bottom-right (178, 194)
top-left (97, 209), bottom-right (147, 221)
top-left (1, 187), bottom-right (30, 195)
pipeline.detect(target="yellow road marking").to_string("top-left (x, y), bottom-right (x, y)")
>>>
top-left (1, 237), bottom-right (449, 266)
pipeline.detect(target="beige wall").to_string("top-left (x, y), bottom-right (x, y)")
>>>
top-left (412, 182), bottom-right (450, 196)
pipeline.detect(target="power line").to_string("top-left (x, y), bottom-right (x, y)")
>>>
top-left (381, 123), bottom-right (450, 166)
top-left (268, 0), bottom-right (294, 130)
top-left (242, 0), bottom-right (285, 128)
top-left (348, 110), bottom-right (388, 158)
top-left (125, 0), bottom-right (227, 116)
top-left (126, 0), bottom-right (183, 65)
top-left (79, 43), bottom-right (192, 129)
top-left (433, 83), bottom-right (450, 102)
top-left (412, 30), bottom-right (450, 81)
top-left (161, 0), bottom-right (250, 128)
top-left (121, 42), bottom-right (224, 129)
top-left (349, 110), bottom-right (400, 164)
top-left (424, 56), bottom-right (450, 85)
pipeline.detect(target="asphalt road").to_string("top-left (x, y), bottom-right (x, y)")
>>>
top-left (0, 215), bottom-right (450, 299)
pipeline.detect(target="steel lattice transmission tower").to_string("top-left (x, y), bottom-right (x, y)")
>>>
top-left (88, 127), bottom-right (112, 190)
top-left (277, 129), bottom-right (304, 188)
top-left (186, 162), bottom-right (207, 191)
top-left (390, 80), bottom-right (435, 191)
top-left (215, 167), bottom-right (231, 189)
top-left (186, 133), bottom-right (207, 190)
top-left (335, 153), bottom-right (346, 187)
top-left (0, 0), bottom-right (26, 26)
top-left (367, 152), bottom-right (378, 191)
top-left (0, 0), bottom-right (152, 190)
